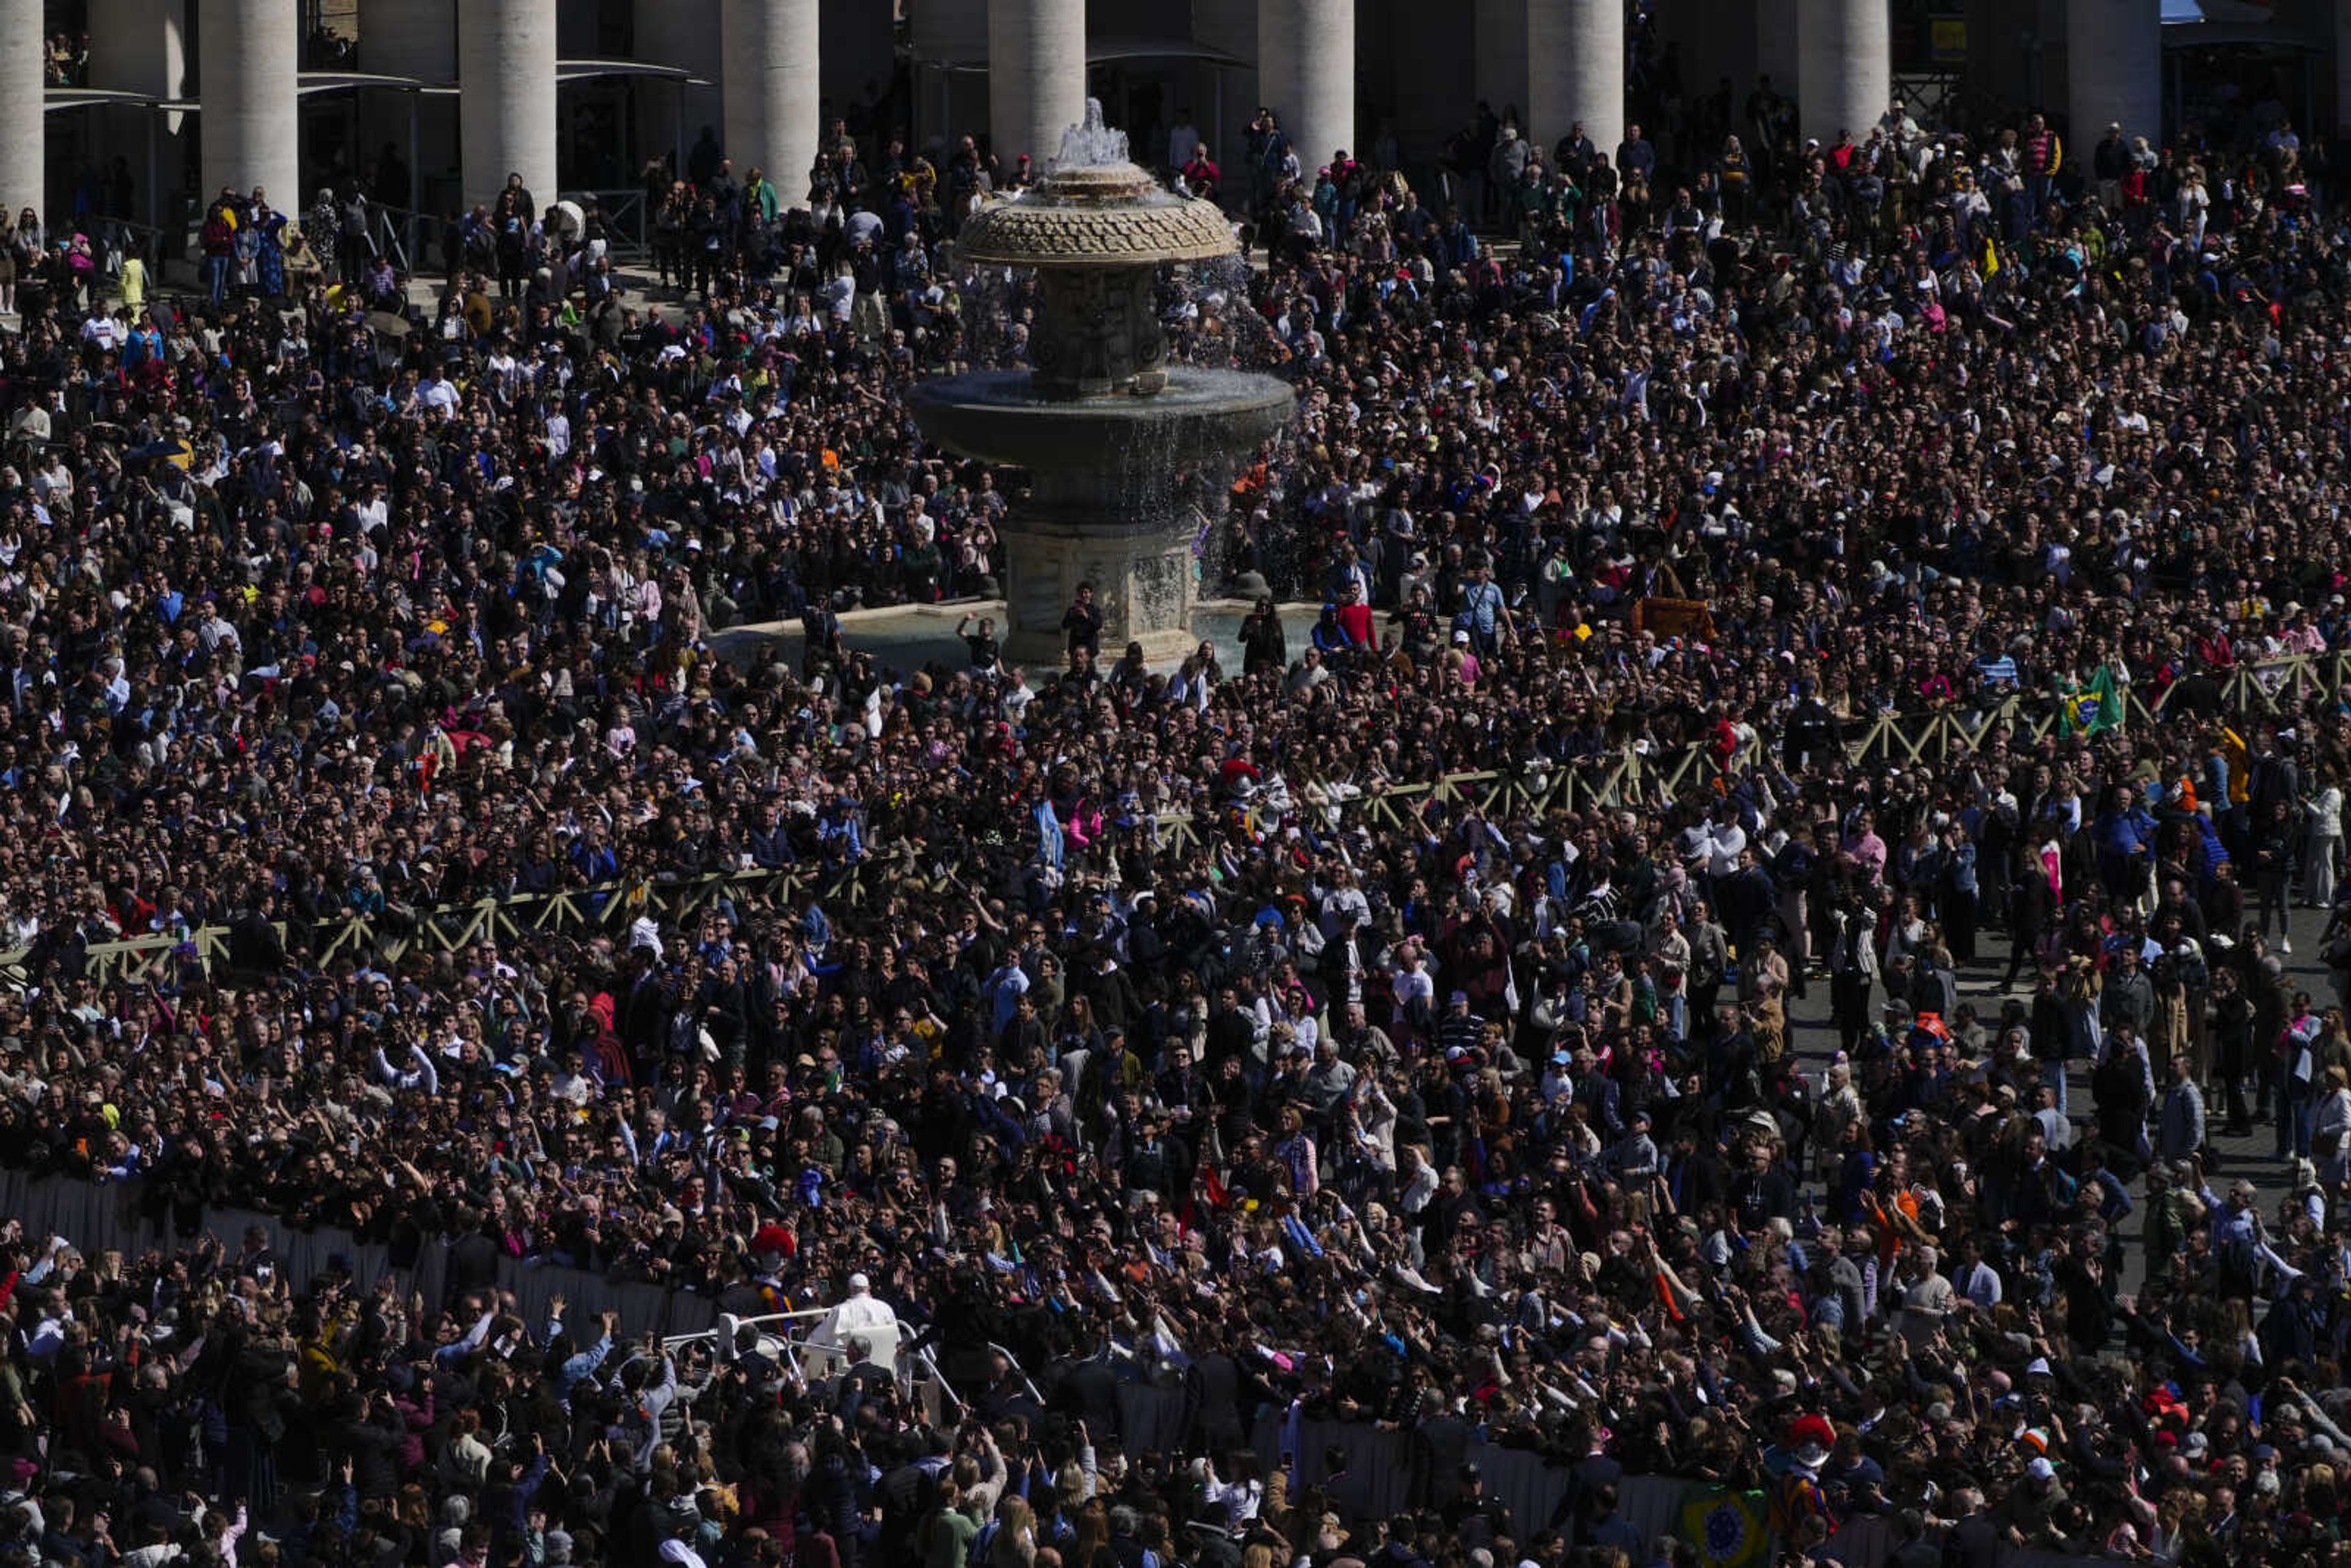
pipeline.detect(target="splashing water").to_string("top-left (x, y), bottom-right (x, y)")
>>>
top-left (1052, 98), bottom-right (1131, 170)
top-left (1161, 253), bottom-right (1288, 375)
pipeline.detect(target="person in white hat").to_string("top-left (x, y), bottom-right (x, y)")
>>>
top-left (808, 1270), bottom-right (899, 1364)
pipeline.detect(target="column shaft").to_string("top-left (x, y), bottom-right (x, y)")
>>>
top-left (2069, 0), bottom-right (2162, 146)
top-left (1259, 0), bottom-right (1356, 177)
top-left (1796, 0), bottom-right (1890, 146)
top-left (200, 0), bottom-right (301, 216)
top-left (90, 0), bottom-right (190, 96)
top-left (723, 0), bottom-right (820, 203)
top-left (460, 0), bottom-right (558, 213)
top-left (636, 0), bottom-right (722, 174)
top-left (988, 0), bottom-right (1085, 169)
top-left (1528, 0), bottom-right (1622, 162)
top-left (2341, 0), bottom-right (2351, 136)
top-left (0, 0), bottom-right (34, 227)
top-left (361, 0), bottom-right (456, 79)
top-left (1474, 0), bottom-right (1528, 125)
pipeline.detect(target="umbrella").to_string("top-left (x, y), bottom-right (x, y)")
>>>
top-left (365, 310), bottom-right (411, 337)
top-left (550, 200), bottom-right (585, 243)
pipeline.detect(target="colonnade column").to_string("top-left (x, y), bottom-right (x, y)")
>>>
top-left (2339, 0), bottom-right (2351, 135)
top-left (1796, 0), bottom-right (1891, 146)
top-left (359, 0), bottom-right (455, 80)
top-left (1528, 0), bottom-right (1622, 166)
top-left (988, 0), bottom-right (1086, 170)
top-left (198, 0), bottom-right (301, 216)
top-left (459, 0), bottom-right (558, 213)
top-left (2069, 0), bottom-right (2162, 146)
top-left (1259, 0), bottom-right (1356, 177)
top-left (87, 0), bottom-right (188, 230)
top-left (724, 0), bottom-right (820, 204)
top-left (637, 0), bottom-right (721, 184)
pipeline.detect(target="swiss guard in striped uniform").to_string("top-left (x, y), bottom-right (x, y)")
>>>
top-left (1768, 1412), bottom-right (1839, 1540)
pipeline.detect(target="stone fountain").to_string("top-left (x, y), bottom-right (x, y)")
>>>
top-left (912, 102), bottom-right (1295, 668)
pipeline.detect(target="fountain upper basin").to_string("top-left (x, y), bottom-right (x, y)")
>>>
top-left (909, 367), bottom-right (1295, 476)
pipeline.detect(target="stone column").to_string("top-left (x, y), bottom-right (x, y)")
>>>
top-left (1474, 0), bottom-right (1528, 125)
top-left (988, 0), bottom-right (1085, 169)
top-left (2341, 0), bottom-right (2351, 136)
top-left (0, 0), bottom-right (35, 228)
top-left (1259, 0), bottom-right (1356, 176)
top-left (90, 0), bottom-right (190, 96)
top-left (636, 0), bottom-right (722, 177)
top-left (2069, 0), bottom-right (2161, 146)
top-left (459, 0), bottom-right (558, 212)
top-left (1796, 0), bottom-right (1890, 146)
top-left (361, 0), bottom-right (456, 78)
top-left (907, 0), bottom-right (989, 147)
top-left (724, 0), bottom-right (820, 203)
top-left (87, 0), bottom-right (190, 226)
top-left (1527, 0), bottom-right (1622, 164)
top-left (1188, 0), bottom-right (1256, 171)
top-left (199, 0), bottom-right (301, 216)
top-left (1754, 0), bottom-right (1799, 104)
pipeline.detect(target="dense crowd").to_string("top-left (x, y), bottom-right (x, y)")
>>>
top-left (4, 19), bottom-right (2351, 1568)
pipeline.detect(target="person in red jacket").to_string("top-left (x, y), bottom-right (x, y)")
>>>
top-left (1334, 578), bottom-right (1374, 648)
top-left (1180, 146), bottom-right (1222, 200)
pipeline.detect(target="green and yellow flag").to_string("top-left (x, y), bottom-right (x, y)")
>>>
top-left (2068, 664), bottom-right (2123, 735)
top-left (1679, 1484), bottom-right (1771, 1568)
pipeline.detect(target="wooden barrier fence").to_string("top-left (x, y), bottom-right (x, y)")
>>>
top-left (7, 651), bottom-right (2342, 988)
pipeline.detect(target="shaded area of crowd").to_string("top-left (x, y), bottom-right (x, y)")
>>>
top-left (6, 20), bottom-right (2351, 1568)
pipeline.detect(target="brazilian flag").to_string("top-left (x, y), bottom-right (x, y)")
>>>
top-left (1679, 1484), bottom-right (1771, 1568)
top-left (2068, 664), bottom-right (2124, 737)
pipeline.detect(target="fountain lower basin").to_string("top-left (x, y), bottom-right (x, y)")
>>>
top-left (909, 368), bottom-right (1294, 477)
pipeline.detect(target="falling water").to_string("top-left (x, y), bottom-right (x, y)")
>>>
top-left (953, 262), bottom-right (1041, 373)
top-left (1161, 252), bottom-right (1288, 375)
top-left (1051, 98), bottom-right (1130, 171)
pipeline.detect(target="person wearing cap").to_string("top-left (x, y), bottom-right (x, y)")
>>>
top-left (807, 1271), bottom-right (898, 1367)
top-left (1996, 1455), bottom-right (2068, 1545)
top-left (1436, 989), bottom-right (1483, 1060)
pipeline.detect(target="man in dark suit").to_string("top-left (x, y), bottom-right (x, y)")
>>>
top-left (833, 1334), bottom-right (897, 1424)
top-left (1048, 1331), bottom-right (1122, 1438)
top-left (1183, 1324), bottom-right (1250, 1456)
top-left (1664, 1124), bottom-right (1727, 1217)
top-left (1410, 1403), bottom-right (1472, 1509)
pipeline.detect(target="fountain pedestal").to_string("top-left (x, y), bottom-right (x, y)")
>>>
top-left (999, 511), bottom-right (1199, 669)
top-left (912, 105), bottom-right (1293, 672)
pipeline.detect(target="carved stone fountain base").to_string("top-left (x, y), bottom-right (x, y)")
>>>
top-left (997, 512), bottom-right (1202, 670)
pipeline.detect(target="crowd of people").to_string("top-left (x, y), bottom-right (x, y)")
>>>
top-left (2, 15), bottom-right (2351, 1568)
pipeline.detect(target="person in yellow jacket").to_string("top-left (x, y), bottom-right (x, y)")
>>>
top-left (2218, 727), bottom-right (2252, 806)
